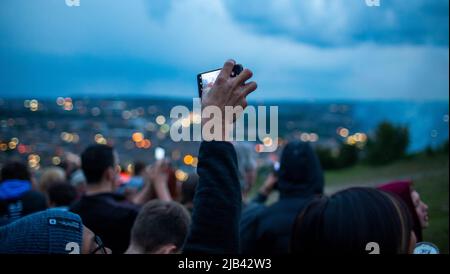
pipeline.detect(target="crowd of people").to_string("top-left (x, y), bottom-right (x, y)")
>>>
top-left (0, 60), bottom-right (429, 254)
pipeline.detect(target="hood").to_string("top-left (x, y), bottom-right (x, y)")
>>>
top-left (0, 209), bottom-right (83, 254)
top-left (0, 179), bottom-right (32, 200)
top-left (277, 141), bottom-right (324, 197)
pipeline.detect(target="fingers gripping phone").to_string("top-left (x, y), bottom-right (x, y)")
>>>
top-left (197, 64), bottom-right (243, 98)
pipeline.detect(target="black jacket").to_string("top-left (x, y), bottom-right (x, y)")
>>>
top-left (70, 193), bottom-right (139, 254)
top-left (240, 141), bottom-right (324, 254)
top-left (184, 141), bottom-right (241, 254)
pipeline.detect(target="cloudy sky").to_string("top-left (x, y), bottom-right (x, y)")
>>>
top-left (0, 0), bottom-right (448, 100)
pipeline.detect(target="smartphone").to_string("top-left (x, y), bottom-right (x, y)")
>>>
top-left (155, 147), bottom-right (165, 161)
top-left (197, 64), bottom-right (243, 98)
top-left (271, 161), bottom-right (280, 190)
top-left (272, 161), bottom-right (280, 176)
top-left (273, 161), bottom-right (280, 172)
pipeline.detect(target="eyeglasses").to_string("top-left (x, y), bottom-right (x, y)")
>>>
top-left (90, 235), bottom-right (108, 254)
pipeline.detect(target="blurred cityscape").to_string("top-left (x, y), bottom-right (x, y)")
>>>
top-left (0, 97), bottom-right (448, 181)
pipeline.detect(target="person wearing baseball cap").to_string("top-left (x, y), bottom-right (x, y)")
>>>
top-left (0, 209), bottom-right (111, 254)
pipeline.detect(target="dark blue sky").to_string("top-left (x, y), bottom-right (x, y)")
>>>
top-left (0, 0), bottom-right (448, 100)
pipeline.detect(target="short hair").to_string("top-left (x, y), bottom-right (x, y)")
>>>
top-left (130, 200), bottom-right (191, 253)
top-left (39, 167), bottom-right (66, 193)
top-left (81, 144), bottom-right (115, 184)
top-left (47, 183), bottom-right (77, 207)
top-left (1, 161), bottom-right (31, 182)
top-left (291, 187), bottom-right (413, 254)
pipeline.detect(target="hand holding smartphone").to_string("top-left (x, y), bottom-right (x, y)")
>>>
top-left (194, 60), bottom-right (257, 140)
top-left (197, 64), bottom-right (244, 98)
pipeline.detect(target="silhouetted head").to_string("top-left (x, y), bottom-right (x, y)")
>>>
top-left (278, 141), bottom-right (324, 196)
top-left (39, 167), bottom-right (66, 193)
top-left (81, 144), bottom-right (118, 186)
top-left (1, 161), bottom-right (31, 182)
top-left (126, 200), bottom-right (191, 254)
top-left (133, 162), bottom-right (146, 176)
top-left (291, 187), bottom-right (414, 254)
top-left (47, 183), bottom-right (78, 208)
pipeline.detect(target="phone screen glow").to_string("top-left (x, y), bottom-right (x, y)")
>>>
top-left (155, 147), bottom-right (165, 160)
top-left (201, 70), bottom-right (220, 94)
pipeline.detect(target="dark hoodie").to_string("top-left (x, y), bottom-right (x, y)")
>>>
top-left (0, 179), bottom-right (47, 225)
top-left (240, 141), bottom-right (324, 254)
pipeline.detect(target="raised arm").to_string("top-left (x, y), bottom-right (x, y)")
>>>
top-left (184, 59), bottom-right (257, 254)
top-left (183, 141), bottom-right (241, 253)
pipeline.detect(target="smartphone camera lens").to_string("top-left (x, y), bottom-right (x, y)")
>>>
top-left (231, 64), bottom-right (243, 77)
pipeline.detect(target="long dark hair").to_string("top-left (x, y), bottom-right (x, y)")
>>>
top-left (290, 187), bottom-right (413, 254)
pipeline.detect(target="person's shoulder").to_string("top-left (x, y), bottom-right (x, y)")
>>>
top-left (107, 201), bottom-right (139, 225)
top-left (98, 193), bottom-right (140, 216)
top-left (261, 200), bottom-right (281, 213)
top-left (256, 201), bottom-right (290, 225)
top-left (70, 194), bottom-right (138, 222)
top-left (69, 198), bottom-right (82, 212)
top-left (240, 203), bottom-right (266, 234)
top-left (242, 202), bottom-right (266, 219)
